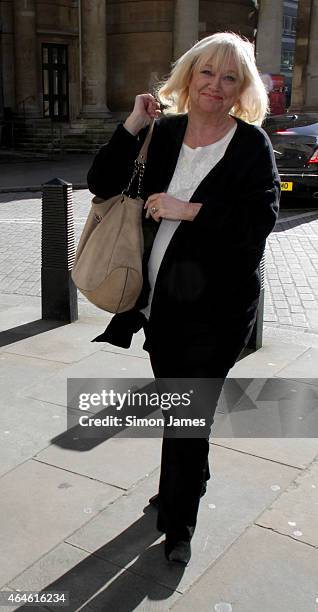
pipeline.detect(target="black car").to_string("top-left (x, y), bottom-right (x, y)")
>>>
top-left (263, 113), bottom-right (318, 202)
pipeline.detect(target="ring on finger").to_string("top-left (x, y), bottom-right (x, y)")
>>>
top-left (151, 206), bottom-right (158, 213)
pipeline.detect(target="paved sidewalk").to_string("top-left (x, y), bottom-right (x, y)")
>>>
top-left (1, 167), bottom-right (318, 609)
top-left (0, 293), bottom-right (318, 611)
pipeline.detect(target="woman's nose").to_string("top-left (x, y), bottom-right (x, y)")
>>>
top-left (208, 74), bottom-right (222, 90)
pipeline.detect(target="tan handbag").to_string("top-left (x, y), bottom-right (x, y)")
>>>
top-left (71, 120), bottom-right (155, 313)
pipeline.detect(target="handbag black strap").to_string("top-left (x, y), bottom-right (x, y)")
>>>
top-left (122, 119), bottom-right (155, 198)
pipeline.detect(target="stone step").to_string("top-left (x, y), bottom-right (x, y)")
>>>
top-left (15, 133), bottom-right (111, 140)
top-left (14, 129), bottom-right (112, 136)
top-left (14, 141), bottom-right (107, 152)
top-left (13, 119), bottom-right (118, 129)
top-left (60, 148), bottom-right (98, 154)
top-left (15, 142), bottom-right (100, 154)
top-left (69, 121), bottom-right (119, 128)
top-left (14, 128), bottom-right (117, 135)
top-left (13, 130), bottom-right (115, 141)
top-left (11, 117), bottom-right (118, 152)
top-left (0, 150), bottom-right (50, 160)
top-left (15, 143), bottom-right (60, 151)
top-left (65, 127), bottom-right (114, 134)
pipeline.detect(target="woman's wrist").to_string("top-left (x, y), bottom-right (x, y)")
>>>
top-left (123, 115), bottom-right (145, 136)
top-left (184, 202), bottom-right (202, 221)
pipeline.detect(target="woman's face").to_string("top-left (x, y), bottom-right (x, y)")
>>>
top-left (188, 55), bottom-right (244, 119)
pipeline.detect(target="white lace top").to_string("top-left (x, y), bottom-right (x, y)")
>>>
top-left (140, 122), bottom-right (237, 320)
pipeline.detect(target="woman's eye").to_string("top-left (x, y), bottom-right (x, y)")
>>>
top-left (200, 70), bottom-right (236, 81)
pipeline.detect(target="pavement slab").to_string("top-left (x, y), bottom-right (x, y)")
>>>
top-left (5, 541), bottom-right (181, 612)
top-left (228, 341), bottom-right (308, 377)
top-left (0, 352), bottom-right (65, 401)
top-left (274, 347), bottom-right (318, 378)
top-left (264, 324), bottom-right (318, 349)
top-left (211, 437), bottom-right (318, 470)
top-left (0, 293), bottom-right (39, 309)
top-left (256, 456), bottom-right (318, 547)
top-left (0, 459), bottom-right (122, 588)
top-left (23, 350), bottom-right (153, 408)
top-left (100, 328), bottom-right (150, 360)
top-left (0, 291), bottom-right (108, 327)
top-left (67, 444), bottom-right (299, 594)
top-left (0, 300), bottom-right (45, 333)
top-left (2, 320), bottom-right (105, 364)
top-left (34, 435), bottom-right (162, 489)
top-left (211, 377), bottom-right (318, 439)
top-left (170, 525), bottom-right (318, 612)
top-left (0, 396), bottom-right (66, 478)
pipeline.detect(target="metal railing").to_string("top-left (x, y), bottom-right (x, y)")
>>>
top-left (17, 95), bottom-right (34, 122)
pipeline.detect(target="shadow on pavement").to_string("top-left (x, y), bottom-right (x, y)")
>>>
top-left (14, 508), bottom-right (184, 611)
top-left (0, 319), bottom-right (66, 347)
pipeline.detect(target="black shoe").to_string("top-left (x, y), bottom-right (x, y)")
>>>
top-left (149, 481), bottom-right (207, 510)
top-left (164, 537), bottom-right (191, 565)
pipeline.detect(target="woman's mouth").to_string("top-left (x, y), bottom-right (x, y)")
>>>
top-left (201, 93), bottom-right (223, 100)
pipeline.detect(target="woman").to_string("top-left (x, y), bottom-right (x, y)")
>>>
top-left (87, 32), bottom-right (281, 565)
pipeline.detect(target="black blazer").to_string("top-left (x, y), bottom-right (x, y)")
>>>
top-left (87, 113), bottom-right (280, 363)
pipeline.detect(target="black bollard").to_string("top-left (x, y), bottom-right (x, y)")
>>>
top-left (41, 178), bottom-right (78, 322)
top-left (246, 252), bottom-right (266, 351)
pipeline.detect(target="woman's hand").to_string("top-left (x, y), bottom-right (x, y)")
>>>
top-left (144, 193), bottom-right (202, 222)
top-left (124, 94), bottom-right (161, 136)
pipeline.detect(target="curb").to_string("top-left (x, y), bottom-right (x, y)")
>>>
top-left (276, 210), bottom-right (318, 225)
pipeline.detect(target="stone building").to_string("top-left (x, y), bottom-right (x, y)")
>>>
top-left (256, 0), bottom-right (318, 112)
top-left (281, 0), bottom-right (299, 107)
top-left (0, 1), bottom-right (258, 152)
top-left (256, 0), bottom-right (299, 108)
top-left (290, 0), bottom-right (318, 111)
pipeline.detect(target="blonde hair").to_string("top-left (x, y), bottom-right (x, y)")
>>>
top-left (156, 32), bottom-right (269, 125)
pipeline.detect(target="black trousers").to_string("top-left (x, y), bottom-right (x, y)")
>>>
top-left (149, 344), bottom-right (231, 542)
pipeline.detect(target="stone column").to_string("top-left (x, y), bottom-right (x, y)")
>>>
top-left (256, 0), bottom-right (283, 74)
top-left (303, 0), bottom-right (318, 109)
top-left (81, 0), bottom-right (110, 117)
top-left (13, 0), bottom-right (40, 117)
top-left (0, 27), bottom-right (4, 120)
top-left (290, 0), bottom-right (313, 110)
top-left (173, 0), bottom-right (199, 61)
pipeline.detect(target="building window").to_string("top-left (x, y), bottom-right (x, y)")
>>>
top-left (283, 15), bottom-right (297, 35)
top-left (281, 49), bottom-right (294, 71)
top-left (42, 44), bottom-right (69, 121)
